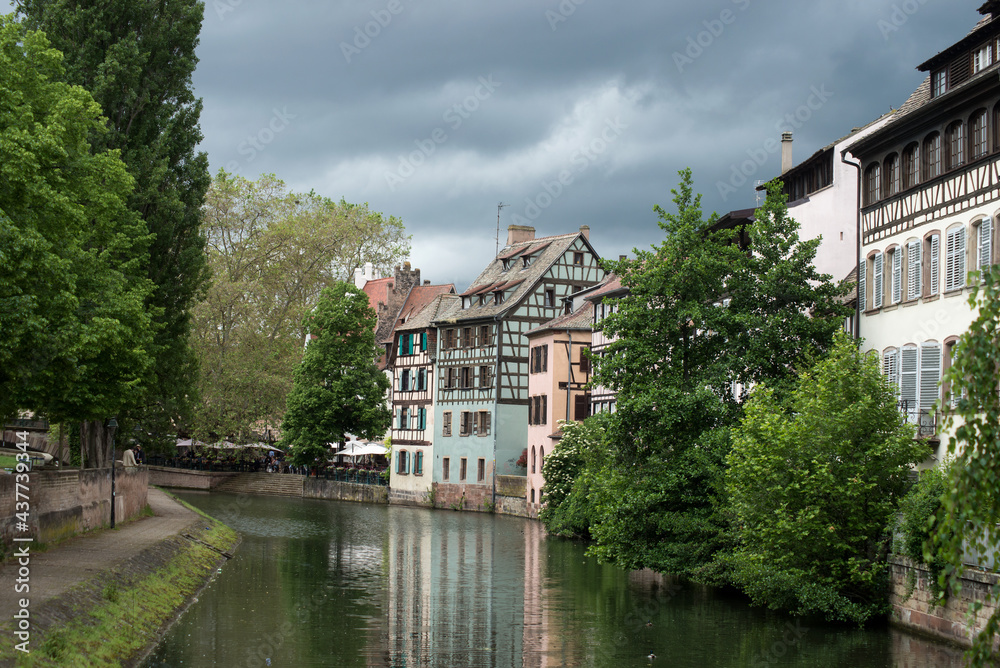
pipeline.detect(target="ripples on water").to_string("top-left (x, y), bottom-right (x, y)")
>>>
top-left (143, 491), bottom-right (965, 668)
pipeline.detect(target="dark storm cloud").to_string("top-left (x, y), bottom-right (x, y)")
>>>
top-left (3, 0), bottom-right (975, 288)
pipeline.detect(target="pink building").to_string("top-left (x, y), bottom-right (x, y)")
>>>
top-left (524, 300), bottom-right (593, 518)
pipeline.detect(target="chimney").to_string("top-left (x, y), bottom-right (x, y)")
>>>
top-left (364, 262), bottom-right (374, 281)
top-left (781, 132), bottom-right (793, 174)
top-left (579, 225), bottom-right (590, 240)
top-left (354, 267), bottom-right (364, 289)
top-left (507, 224), bottom-right (535, 246)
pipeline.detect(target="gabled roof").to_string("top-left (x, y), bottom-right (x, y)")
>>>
top-left (362, 277), bottom-right (393, 313)
top-left (386, 283), bottom-right (456, 338)
top-left (582, 273), bottom-right (628, 303)
top-left (526, 301), bottom-right (594, 338)
top-left (437, 230), bottom-right (597, 324)
top-left (396, 293), bottom-right (460, 333)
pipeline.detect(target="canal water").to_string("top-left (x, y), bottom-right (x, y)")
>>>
top-left (144, 491), bottom-right (964, 668)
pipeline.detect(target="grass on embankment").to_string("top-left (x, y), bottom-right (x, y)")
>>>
top-left (0, 496), bottom-right (239, 667)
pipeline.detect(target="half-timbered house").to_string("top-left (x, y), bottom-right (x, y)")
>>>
top-left (848, 1), bottom-right (1000, 460)
top-left (581, 273), bottom-right (628, 415)
top-left (386, 290), bottom-right (457, 505)
top-left (431, 225), bottom-right (604, 510)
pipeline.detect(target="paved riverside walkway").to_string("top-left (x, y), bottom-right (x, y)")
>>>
top-left (0, 487), bottom-right (200, 621)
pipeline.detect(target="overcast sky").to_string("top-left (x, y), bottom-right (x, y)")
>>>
top-left (6, 1), bottom-right (979, 289)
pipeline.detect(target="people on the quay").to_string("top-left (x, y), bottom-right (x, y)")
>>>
top-left (122, 446), bottom-right (138, 468)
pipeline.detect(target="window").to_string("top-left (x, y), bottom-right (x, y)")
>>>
top-left (946, 121), bottom-right (965, 170)
top-left (476, 410), bottom-right (491, 436)
top-left (921, 342), bottom-right (942, 412)
top-left (974, 43), bottom-right (993, 73)
top-left (574, 394), bottom-right (590, 421)
top-left (501, 258), bottom-right (512, 271)
top-left (479, 325), bottom-right (493, 346)
top-left (544, 289), bottom-right (556, 308)
top-left (459, 410), bottom-right (472, 436)
top-left (922, 132), bottom-right (941, 180)
top-left (539, 447), bottom-right (545, 471)
top-left (971, 109), bottom-right (988, 160)
top-left (890, 247), bottom-right (902, 305)
top-left (530, 344), bottom-right (549, 373)
top-left (522, 254), bottom-right (533, 268)
top-left (478, 365), bottom-right (493, 388)
top-left (399, 407), bottom-right (410, 430)
top-left (419, 332), bottom-right (427, 352)
top-left (398, 333), bottom-right (413, 356)
top-left (902, 143), bottom-right (919, 189)
top-left (400, 369), bottom-right (411, 392)
top-left (445, 368), bottom-right (458, 389)
top-left (462, 327), bottom-right (475, 348)
top-left (883, 154), bottom-right (900, 197)
top-left (899, 345), bottom-right (918, 423)
top-left (859, 256), bottom-right (866, 312)
top-left (444, 329), bottom-right (457, 349)
top-left (906, 239), bottom-right (922, 301)
top-left (531, 487), bottom-right (535, 504)
top-left (417, 368), bottom-right (427, 391)
top-left (460, 457), bottom-right (467, 481)
top-left (442, 411), bottom-right (452, 437)
top-left (882, 348), bottom-right (899, 394)
top-left (494, 289), bottom-right (504, 305)
top-left (945, 225), bottom-right (966, 291)
top-left (579, 349), bottom-right (591, 374)
top-left (926, 233), bottom-right (940, 296)
top-left (994, 103), bottom-right (1000, 151)
top-left (573, 252), bottom-right (584, 265)
top-left (864, 163), bottom-right (881, 205)
top-left (931, 69), bottom-right (947, 97)
top-left (418, 407), bottom-right (427, 431)
top-left (529, 395), bottom-right (548, 425)
top-left (477, 458), bottom-right (485, 482)
top-left (460, 366), bottom-right (472, 388)
top-left (531, 446), bottom-right (536, 474)
top-left (397, 450), bottom-right (409, 475)
top-left (443, 456), bottom-right (450, 481)
top-left (414, 450), bottom-right (423, 475)
top-left (976, 217), bottom-right (994, 270)
top-left (944, 339), bottom-right (960, 407)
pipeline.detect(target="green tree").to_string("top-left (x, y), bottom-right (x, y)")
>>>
top-left (191, 171), bottom-right (410, 441)
top-left (930, 264), bottom-right (1000, 665)
top-left (0, 15), bottom-right (154, 463)
top-left (726, 332), bottom-right (926, 624)
top-left (280, 283), bottom-right (390, 467)
top-left (16, 0), bottom-right (212, 449)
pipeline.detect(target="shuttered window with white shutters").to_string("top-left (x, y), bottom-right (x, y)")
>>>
top-left (946, 226), bottom-right (966, 291)
top-left (891, 248), bottom-right (902, 304)
top-left (907, 240), bottom-right (921, 300)
top-left (900, 346), bottom-right (918, 423)
top-left (859, 258), bottom-right (866, 311)
top-left (919, 343), bottom-right (942, 413)
top-left (929, 234), bottom-right (940, 295)
top-left (883, 348), bottom-right (899, 394)
top-left (979, 218), bottom-right (993, 270)
top-left (873, 252), bottom-right (884, 308)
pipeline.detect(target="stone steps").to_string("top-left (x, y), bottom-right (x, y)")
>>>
top-left (213, 473), bottom-right (305, 497)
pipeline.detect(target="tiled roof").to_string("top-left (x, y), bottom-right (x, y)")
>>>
top-left (396, 293), bottom-right (460, 332)
top-left (526, 301), bottom-right (594, 337)
top-left (582, 273), bottom-right (627, 302)
top-left (387, 284), bottom-right (456, 338)
top-left (436, 231), bottom-right (589, 323)
top-left (362, 277), bottom-right (393, 313)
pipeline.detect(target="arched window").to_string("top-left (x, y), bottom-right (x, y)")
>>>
top-left (946, 121), bottom-right (965, 169)
top-left (539, 447), bottom-right (545, 471)
top-left (902, 142), bottom-right (919, 189)
top-left (531, 446), bottom-right (536, 474)
top-left (864, 163), bottom-right (881, 205)
top-left (923, 132), bottom-right (942, 180)
top-left (971, 109), bottom-right (988, 160)
top-left (530, 487), bottom-right (535, 504)
top-left (883, 153), bottom-right (900, 197)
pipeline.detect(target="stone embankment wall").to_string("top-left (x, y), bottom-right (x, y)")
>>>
top-left (890, 555), bottom-right (1000, 648)
top-left (148, 466), bottom-right (238, 490)
top-left (495, 475), bottom-right (528, 517)
top-left (304, 478), bottom-right (388, 504)
top-left (0, 466), bottom-right (149, 549)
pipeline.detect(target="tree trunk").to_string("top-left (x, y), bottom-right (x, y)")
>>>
top-left (80, 420), bottom-right (111, 469)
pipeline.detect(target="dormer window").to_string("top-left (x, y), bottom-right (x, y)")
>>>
top-left (462, 296), bottom-right (473, 309)
top-left (974, 43), bottom-right (993, 74)
top-left (494, 290), bottom-right (504, 305)
top-left (932, 69), bottom-right (947, 98)
top-left (501, 259), bottom-right (512, 271)
top-left (522, 254), bottom-right (532, 268)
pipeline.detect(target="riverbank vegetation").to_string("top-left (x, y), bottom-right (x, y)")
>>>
top-left (540, 171), bottom-right (930, 625)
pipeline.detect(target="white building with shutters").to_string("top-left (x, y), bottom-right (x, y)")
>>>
top-left (848, 2), bottom-right (1000, 461)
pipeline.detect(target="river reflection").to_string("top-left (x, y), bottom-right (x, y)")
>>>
top-left (144, 492), bottom-right (963, 668)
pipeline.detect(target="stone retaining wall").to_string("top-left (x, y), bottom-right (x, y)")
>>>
top-left (0, 467), bottom-right (149, 550)
top-left (389, 487), bottom-right (430, 507)
top-left (303, 478), bottom-right (388, 504)
top-left (891, 555), bottom-right (1000, 648)
top-left (148, 466), bottom-right (238, 490)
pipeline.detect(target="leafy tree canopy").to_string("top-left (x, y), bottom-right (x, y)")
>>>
top-left (191, 171), bottom-right (410, 441)
top-left (725, 332), bottom-right (926, 624)
top-left (280, 283), bottom-right (391, 466)
top-left (0, 15), bottom-right (153, 422)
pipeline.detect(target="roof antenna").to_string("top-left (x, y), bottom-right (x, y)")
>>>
top-left (495, 202), bottom-right (508, 256)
